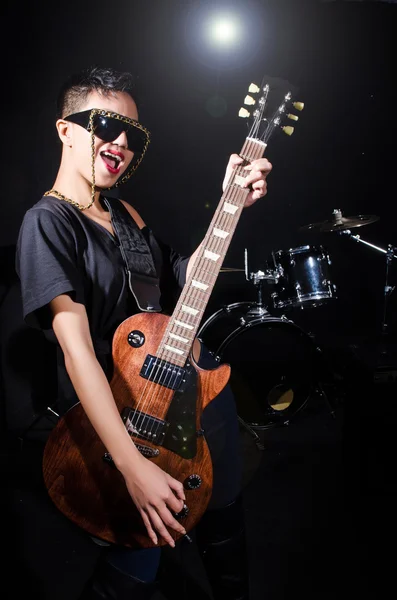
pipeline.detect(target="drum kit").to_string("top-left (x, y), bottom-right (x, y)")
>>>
top-left (198, 208), bottom-right (395, 441)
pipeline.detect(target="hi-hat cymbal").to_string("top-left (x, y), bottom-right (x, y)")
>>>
top-left (300, 209), bottom-right (379, 233)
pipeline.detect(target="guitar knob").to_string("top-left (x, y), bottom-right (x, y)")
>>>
top-left (127, 330), bottom-right (145, 348)
top-left (173, 503), bottom-right (190, 519)
top-left (184, 474), bottom-right (202, 490)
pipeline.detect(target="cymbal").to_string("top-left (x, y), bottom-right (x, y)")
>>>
top-left (300, 210), bottom-right (379, 232)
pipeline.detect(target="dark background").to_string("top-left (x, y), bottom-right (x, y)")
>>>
top-left (1, 0), bottom-right (396, 331)
top-left (2, 0), bottom-right (397, 342)
top-left (1, 0), bottom-right (396, 454)
top-left (0, 0), bottom-right (397, 324)
top-left (1, 2), bottom-right (396, 598)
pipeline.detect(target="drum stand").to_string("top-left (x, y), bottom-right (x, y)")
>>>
top-left (340, 230), bottom-right (397, 367)
top-left (237, 415), bottom-right (266, 451)
top-left (244, 248), bottom-right (279, 317)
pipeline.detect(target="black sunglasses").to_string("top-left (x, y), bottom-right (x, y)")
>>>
top-left (64, 109), bottom-right (150, 156)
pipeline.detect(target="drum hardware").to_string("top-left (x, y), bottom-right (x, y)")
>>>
top-left (338, 229), bottom-right (397, 342)
top-left (299, 208), bottom-right (380, 233)
top-left (237, 415), bottom-right (265, 451)
top-left (244, 248), bottom-right (280, 316)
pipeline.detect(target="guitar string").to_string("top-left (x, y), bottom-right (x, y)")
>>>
top-left (129, 139), bottom-right (264, 444)
top-left (140, 139), bottom-right (263, 438)
top-left (139, 145), bottom-right (256, 431)
top-left (132, 156), bottom-right (250, 435)
top-left (136, 139), bottom-right (263, 440)
top-left (133, 167), bottom-right (248, 439)
top-left (140, 139), bottom-right (265, 445)
top-left (124, 144), bottom-right (262, 434)
top-left (139, 183), bottom-right (245, 436)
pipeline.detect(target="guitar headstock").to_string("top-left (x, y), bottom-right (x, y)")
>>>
top-left (238, 81), bottom-right (304, 143)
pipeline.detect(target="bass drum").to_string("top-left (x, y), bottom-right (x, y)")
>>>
top-left (198, 302), bottom-right (319, 429)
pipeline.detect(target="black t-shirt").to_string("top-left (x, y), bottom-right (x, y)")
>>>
top-left (15, 195), bottom-right (189, 415)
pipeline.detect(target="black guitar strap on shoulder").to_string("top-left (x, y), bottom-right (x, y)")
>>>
top-left (102, 197), bottom-right (162, 312)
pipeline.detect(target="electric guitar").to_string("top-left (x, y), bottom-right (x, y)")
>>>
top-left (42, 81), bottom-right (304, 548)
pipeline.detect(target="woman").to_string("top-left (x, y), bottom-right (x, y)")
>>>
top-left (16, 66), bottom-right (271, 599)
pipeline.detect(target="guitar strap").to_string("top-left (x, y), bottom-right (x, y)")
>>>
top-left (22, 198), bottom-right (165, 436)
top-left (101, 197), bottom-right (162, 312)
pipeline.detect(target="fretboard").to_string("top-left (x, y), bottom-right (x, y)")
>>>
top-left (157, 137), bottom-right (267, 366)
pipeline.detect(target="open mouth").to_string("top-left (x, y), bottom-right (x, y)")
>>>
top-left (100, 150), bottom-right (124, 174)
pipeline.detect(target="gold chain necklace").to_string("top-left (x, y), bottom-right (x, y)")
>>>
top-left (44, 111), bottom-right (97, 211)
top-left (44, 188), bottom-right (95, 211)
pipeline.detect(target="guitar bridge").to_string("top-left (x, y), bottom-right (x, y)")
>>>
top-left (103, 443), bottom-right (160, 467)
top-left (136, 444), bottom-right (160, 458)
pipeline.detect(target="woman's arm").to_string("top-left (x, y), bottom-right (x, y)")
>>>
top-left (50, 293), bottom-right (186, 547)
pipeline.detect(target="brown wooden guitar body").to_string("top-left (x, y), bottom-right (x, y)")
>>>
top-left (43, 312), bottom-right (230, 549)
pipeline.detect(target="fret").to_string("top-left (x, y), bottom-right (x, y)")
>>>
top-left (223, 202), bottom-right (240, 215)
top-left (204, 244), bottom-right (227, 258)
top-left (155, 135), bottom-right (269, 363)
top-left (169, 322), bottom-right (195, 335)
top-left (190, 285), bottom-right (211, 296)
top-left (233, 175), bottom-right (247, 188)
top-left (170, 323), bottom-right (195, 336)
top-left (203, 249), bottom-right (221, 262)
top-left (182, 295), bottom-right (207, 308)
top-left (188, 275), bottom-right (216, 289)
top-left (181, 304), bottom-right (201, 317)
top-left (174, 319), bottom-right (194, 331)
top-left (212, 227), bottom-right (230, 240)
top-left (171, 324), bottom-right (196, 338)
top-left (194, 266), bottom-right (219, 277)
top-left (164, 344), bottom-right (185, 356)
top-left (191, 279), bottom-right (209, 291)
top-left (168, 332), bottom-right (190, 344)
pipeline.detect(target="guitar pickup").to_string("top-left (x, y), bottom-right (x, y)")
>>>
top-left (140, 355), bottom-right (186, 391)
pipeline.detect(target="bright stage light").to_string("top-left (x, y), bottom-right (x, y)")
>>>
top-left (183, 2), bottom-right (265, 70)
top-left (209, 17), bottom-right (239, 45)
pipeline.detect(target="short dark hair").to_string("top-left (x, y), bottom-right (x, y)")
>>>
top-left (56, 66), bottom-right (138, 119)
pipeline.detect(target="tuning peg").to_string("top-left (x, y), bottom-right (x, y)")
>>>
top-left (287, 114), bottom-right (299, 121)
top-left (244, 95), bottom-right (256, 106)
top-left (282, 126), bottom-right (294, 136)
top-left (239, 107), bottom-right (250, 118)
top-left (248, 83), bottom-right (260, 93)
top-left (293, 102), bottom-right (304, 111)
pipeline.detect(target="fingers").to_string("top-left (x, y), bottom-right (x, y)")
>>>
top-left (167, 476), bottom-right (186, 502)
top-left (244, 166), bottom-right (271, 186)
top-left (140, 509), bottom-right (158, 546)
top-left (139, 479), bottom-right (187, 548)
top-left (243, 170), bottom-right (264, 188)
top-left (251, 179), bottom-right (267, 198)
top-left (146, 504), bottom-right (186, 548)
top-left (165, 490), bottom-right (185, 514)
top-left (244, 157), bottom-right (272, 173)
top-left (228, 153), bottom-right (244, 167)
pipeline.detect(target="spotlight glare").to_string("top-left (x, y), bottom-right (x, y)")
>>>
top-left (207, 15), bottom-right (240, 47)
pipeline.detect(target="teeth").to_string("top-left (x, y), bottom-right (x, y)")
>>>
top-left (102, 151), bottom-right (122, 163)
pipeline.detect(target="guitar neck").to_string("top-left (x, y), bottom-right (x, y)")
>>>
top-left (157, 137), bottom-right (267, 366)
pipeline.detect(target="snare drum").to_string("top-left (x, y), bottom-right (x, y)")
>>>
top-left (270, 245), bottom-right (336, 309)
